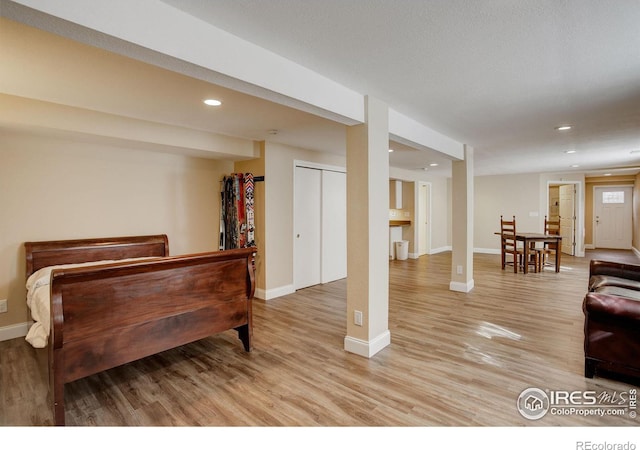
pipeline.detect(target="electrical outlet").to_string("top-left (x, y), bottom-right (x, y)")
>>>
top-left (354, 310), bottom-right (363, 326)
top-left (456, 265), bottom-right (463, 275)
top-left (0, 299), bottom-right (7, 314)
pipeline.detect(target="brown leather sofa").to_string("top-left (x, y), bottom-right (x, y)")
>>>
top-left (583, 259), bottom-right (640, 382)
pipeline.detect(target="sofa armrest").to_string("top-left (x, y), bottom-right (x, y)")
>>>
top-left (583, 292), bottom-right (640, 323)
top-left (589, 259), bottom-right (640, 283)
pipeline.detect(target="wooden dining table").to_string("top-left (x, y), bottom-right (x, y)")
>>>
top-left (496, 232), bottom-right (563, 274)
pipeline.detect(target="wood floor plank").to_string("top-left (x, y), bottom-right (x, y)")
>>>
top-left (1, 249), bottom-right (639, 426)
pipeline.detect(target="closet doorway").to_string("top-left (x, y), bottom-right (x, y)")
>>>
top-left (293, 163), bottom-right (346, 290)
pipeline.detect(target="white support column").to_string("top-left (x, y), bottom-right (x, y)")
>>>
top-left (344, 96), bottom-right (391, 358)
top-left (450, 145), bottom-right (475, 293)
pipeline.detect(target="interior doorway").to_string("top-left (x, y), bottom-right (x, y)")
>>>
top-left (548, 181), bottom-right (582, 257)
top-left (418, 182), bottom-right (431, 256)
top-left (558, 184), bottom-right (576, 256)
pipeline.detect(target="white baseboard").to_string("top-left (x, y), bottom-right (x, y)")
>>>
top-left (633, 247), bottom-right (640, 258)
top-left (430, 246), bottom-right (452, 255)
top-left (0, 322), bottom-right (29, 342)
top-left (474, 248), bottom-right (501, 255)
top-left (585, 244), bottom-right (595, 250)
top-left (344, 330), bottom-right (391, 358)
top-left (450, 279), bottom-right (475, 293)
top-left (254, 284), bottom-right (295, 301)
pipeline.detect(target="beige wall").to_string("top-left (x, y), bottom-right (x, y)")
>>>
top-left (263, 141), bottom-right (346, 295)
top-left (474, 173), bottom-right (542, 251)
top-left (474, 171), bottom-right (639, 257)
top-left (0, 130), bottom-right (232, 330)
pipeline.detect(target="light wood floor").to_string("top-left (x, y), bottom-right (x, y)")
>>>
top-left (2, 249), bottom-right (640, 426)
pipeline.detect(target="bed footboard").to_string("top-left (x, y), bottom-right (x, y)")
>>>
top-left (46, 246), bottom-right (255, 425)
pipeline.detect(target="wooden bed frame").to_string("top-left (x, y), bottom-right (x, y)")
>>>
top-left (24, 234), bottom-right (256, 426)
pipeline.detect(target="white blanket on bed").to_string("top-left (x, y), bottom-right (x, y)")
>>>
top-left (25, 258), bottom-right (154, 348)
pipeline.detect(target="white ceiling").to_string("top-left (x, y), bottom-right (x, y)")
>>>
top-left (3, 0), bottom-right (640, 178)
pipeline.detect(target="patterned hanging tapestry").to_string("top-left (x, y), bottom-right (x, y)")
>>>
top-left (244, 173), bottom-right (255, 247)
top-left (220, 173), bottom-right (255, 249)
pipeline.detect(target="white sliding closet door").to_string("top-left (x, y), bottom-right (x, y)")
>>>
top-left (322, 170), bottom-right (347, 283)
top-left (294, 166), bottom-right (322, 290)
top-left (294, 165), bottom-right (346, 290)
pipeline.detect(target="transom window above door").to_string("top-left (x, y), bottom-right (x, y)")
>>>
top-left (602, 191), bottom-right (625, 204)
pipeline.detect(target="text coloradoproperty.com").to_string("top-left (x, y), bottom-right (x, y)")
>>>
top-left (551, 407), bottom-right (627, 416)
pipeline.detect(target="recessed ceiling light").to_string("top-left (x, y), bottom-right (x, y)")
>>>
top-left (564, 150), bottom-right (576, 154)
top-left (388, 149), bottom-right (394, 153)
top-left (429, 163), bottom-right (439, 167)
top-left (203, 99), bottom-right (222, 106)
top-left (556, 125), bottom-right (572, 131)
top-left (604, 173), bottom-right (612, 176)
top-left (571, 164), bottom-right (580, 168)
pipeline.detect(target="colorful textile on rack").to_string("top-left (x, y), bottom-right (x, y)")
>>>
top-left (220, 173), bottom-right (256, 249)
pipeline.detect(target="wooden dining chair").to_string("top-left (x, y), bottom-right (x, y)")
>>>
top-left (538, 215), bottom-right (560, 271)
top-left (500, 215), bottom-right (538, 273)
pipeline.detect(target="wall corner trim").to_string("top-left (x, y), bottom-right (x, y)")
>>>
top-left (344, 330), bottom-right (391, 358)
top-left (449, 280), bottom-right (475, 293)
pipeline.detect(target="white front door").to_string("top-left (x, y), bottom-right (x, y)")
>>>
top-left (594, 186), bottom-right (633, 249)
top-left (559, 184), bottom-right (576, 255)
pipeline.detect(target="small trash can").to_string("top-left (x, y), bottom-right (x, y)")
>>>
top-left (395, 240), bottom-right (409, 260)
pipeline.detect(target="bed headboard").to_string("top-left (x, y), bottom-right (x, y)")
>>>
top-left (24, 234), bottom-right (169, 277)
